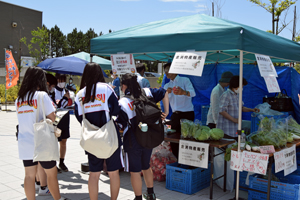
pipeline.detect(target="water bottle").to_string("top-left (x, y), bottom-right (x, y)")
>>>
top-left (240, 130), bottom-right (246, 150)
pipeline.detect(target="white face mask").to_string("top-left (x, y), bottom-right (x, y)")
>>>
top-left (111, 75), bottom-right (114, 79)
top-left (69, 80), bottom-right (73, 84)
top-left (234, 87), bottom-right (243, 94)
top-left (58, 82), bottom-right (66, 88)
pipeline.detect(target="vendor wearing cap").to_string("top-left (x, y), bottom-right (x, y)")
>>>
top-left (163, 63), bottom-right (196, 158)
top-left (217, 76), bottom-right (260, 139)
top-left (207, 71), bottom-right (233, 129)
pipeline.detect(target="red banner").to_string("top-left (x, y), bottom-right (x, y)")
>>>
top-left (5, 50), bottom-right (19, 89)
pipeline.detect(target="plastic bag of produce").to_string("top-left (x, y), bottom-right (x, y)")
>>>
top-left (257, 115), bottom-right (275, 132)
top-left (150, 141), bottom-right (177, 182)
top-left (287, 115), bottom-right (300, 136)
top-left (180, 119), bottom-right (194, 138)
top-left (255, 102), bottom-right (283, 116)
top-left (209, 128), bottom-right (224, 140)
top-left (192, 120), bottom-right (201, 138)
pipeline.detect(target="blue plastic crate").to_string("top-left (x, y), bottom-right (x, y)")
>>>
top-left (250, 112), bottom-right (289, 133)
top-left (239, 171), bottom-right (250, 191)
top-left (166, 162), bottom-right (210, 195)
top-left (201, 105), bottom-right (210, 125)
top-left (248, 174), bottom-right (300, 200)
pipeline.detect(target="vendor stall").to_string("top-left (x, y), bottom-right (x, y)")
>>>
top-left (90, 14), bottom-right (300, 200)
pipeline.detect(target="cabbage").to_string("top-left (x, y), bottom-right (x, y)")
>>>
top-left (192, 123), bottom-right (201, 138)
top-left (201, 126), bottom-right (210, 132)
top-left (194, 128), bottom-right (210, 141)
top-left (181, 121), bottom-right (190, 138)
top-left (209, 128), bottom-right (224, 140)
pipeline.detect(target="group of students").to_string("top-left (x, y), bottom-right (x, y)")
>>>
top-left (15, 62), bottom-right (170, 200)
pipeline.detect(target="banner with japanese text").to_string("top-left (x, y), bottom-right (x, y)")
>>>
top-left (5, 50), bottom-right (19, 89)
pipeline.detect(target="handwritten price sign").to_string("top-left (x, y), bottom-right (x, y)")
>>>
top-left (260, 145), bottom-right (275, 154)
top-left (240, 151), bottom-right (269, 175)
top-left (263, 76), bottom-right (280, 93)
top-left (274, 151), bottom-right (285, 173)
top-left (230, 150), bottom-right (242, 171)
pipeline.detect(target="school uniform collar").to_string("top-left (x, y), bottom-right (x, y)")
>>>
top-left (55, 86), bottom-right (64, 92)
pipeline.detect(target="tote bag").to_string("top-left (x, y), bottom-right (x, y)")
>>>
top-left (33, 93), bottom-right (59, 162)
top-left (79, 91), bottom-right (118, 159)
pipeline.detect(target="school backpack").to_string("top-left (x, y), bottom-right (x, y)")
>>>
top-left (125, 90), bottom-right (164, 149)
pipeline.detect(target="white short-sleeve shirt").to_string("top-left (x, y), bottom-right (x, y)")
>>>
top-left (15, 91), bottom-right (55, 160)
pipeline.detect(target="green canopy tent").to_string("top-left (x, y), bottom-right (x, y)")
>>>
top-left (66, 51), bottom-right (112, 70)
top-left (90, 14), bottom-right (300, 200)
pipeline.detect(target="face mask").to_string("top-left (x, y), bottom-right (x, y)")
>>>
top-left (234, 87), bottom-right (243, 94)
top-left (69, 80), bottom-right (73, 84)
top-left (50, 87), bottom-right (55, 93)
top-left (111, 75), bottom-right (114, 79)
top-left (58, 82), bottom-right (66, 88)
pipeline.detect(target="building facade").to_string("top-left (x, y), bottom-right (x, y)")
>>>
top-left (0, 1), bottom-right (42, 71)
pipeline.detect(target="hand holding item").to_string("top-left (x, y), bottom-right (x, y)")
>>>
top-left (167, 87), bottom-right (173, 94)
top-left (253, 108), bottom-right (260, 113)
top-left (161, 112), bottom-right (167, 120)
top-left (173, 86), bottom-right (186, 95)
top-left (64, 91), bottom-right (70, 99)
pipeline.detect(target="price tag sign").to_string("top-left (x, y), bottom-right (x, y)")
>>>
top-left (240, 151), bottom-right (269, 175)
top-left (255, 54), bottom-right (278, 77)
top-left (274, 151), bottom-right (285, 173)
top-left (169, 52), bottom-right (207, 77)
top-left (263, 76), bottom-right (280, 93)
top-left (284, 145), bottom-right (297, 176)
top-left (110, 54), bottom-right (136, 75)
top-left (259, 145), bottom-right (275, 154)
top-left (178, 140), bottom-right (209, 168)
top-left (230, 150), bottom-right (242, 171)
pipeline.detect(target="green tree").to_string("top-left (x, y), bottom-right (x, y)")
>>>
top-left (49, 25), bottom-right (68, 57)
top-left (84, 28), bottom-right (98, 53)
top-left (67, 28), bottom-right (85, 54)
top-left (20, 25), bottom-right (49, 64)
top-left (248, 0), bottom-right (296, 35)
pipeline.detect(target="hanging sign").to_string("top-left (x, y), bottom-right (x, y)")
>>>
top-left (178, 140), bottom-right (209, 168)
top-left (230, 150), bottom-right (243, 171)
top-left (169, 52), bottom-right (207, 77)
top-left (240, 151), bottom-right (269, 175)
top-left (274, 150), bottom-right (285, 173)
top-left (110, 54), bottom-right (136, 75)
top-left (284, 145), bottom-right (297, 176)
top-left (255, 54), bottom-right (277, 77)
top-left (263, 76), bottom-right (280, 93)
top-left (5, 50), bottom-right (19, 89)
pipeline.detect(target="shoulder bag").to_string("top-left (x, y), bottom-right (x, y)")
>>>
top-left (79, 91), bottom-right (118, 159)
top-left (33, 92), bottom-right (59, 162)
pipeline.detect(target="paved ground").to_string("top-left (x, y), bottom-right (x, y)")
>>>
top-left (0, 105), bottom-right (247, 200)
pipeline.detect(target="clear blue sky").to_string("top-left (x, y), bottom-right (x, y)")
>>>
top-left (3, 0), bottom-right (300, 40)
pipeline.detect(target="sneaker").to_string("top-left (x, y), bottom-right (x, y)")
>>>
top-left (57, 166), bottom-right (62, 173)
top-left (35, 183), bottom-right (40, 191)
top-left (143, 192), bottom-right (156, 200)
top-left (38, 187), bottom-right (50, 196)
top-left (59, 162), bottom-right (69, 172)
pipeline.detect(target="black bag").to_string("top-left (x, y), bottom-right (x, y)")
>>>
top-left (263, 89), bottom-right (294, 112)
top-left (125, 90), bottom-right (164, 149)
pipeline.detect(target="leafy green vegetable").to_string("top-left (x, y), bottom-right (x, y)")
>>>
top-left (194, 128), bottom-right (210, 141)
top-left (209, 128), bottom-right (224, 140)
top-left (192, 123), bottom-right (201, 138)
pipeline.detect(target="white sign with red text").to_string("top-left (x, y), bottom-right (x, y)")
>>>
top-left (110, 54), bottom-right (136, 75)
top-left (169, 52), bottom-right (207, 77)
top-left (230, 150), bottom-right (243, 171)
top-left (274, 150), bottom-right (285, 173)
top-left (240, 151), bottom-right (269, 175)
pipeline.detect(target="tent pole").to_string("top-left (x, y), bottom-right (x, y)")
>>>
top-left (235, 50), bottom-right (243, 200)
top-left (4, 48), bottom-right (7, 111)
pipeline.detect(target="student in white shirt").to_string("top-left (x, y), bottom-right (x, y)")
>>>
top-left (163, 63), bottom-right (196, 158)
top-left (15, 67), bottom-right (66, 200)
top-left (207, 71), bottom-right (233, 129)
top-left (136, 63), bottom-right (150, 88)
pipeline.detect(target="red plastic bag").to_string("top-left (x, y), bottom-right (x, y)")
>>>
top-left (150, 141), bottom-right (177, 182)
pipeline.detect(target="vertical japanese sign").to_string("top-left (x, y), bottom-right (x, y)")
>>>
top-left (255, 54), bottom-right (280, 93)
top-left (5, 50), bottom-right (19, 89)
top-left (169, 52), bottom-right (207, 77)
top-left (284, 145), bottom-right (297, 176)
top-left (240, 151), bottom-right (269, 175)
top-left (110, 54), bottom-right (136, 75)
top-left (274, 151), bottom-right (285, 173)
top-left (178, 140), bottom-right (209, 168)
top-left (230, 150), bottom-right (242, 171)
